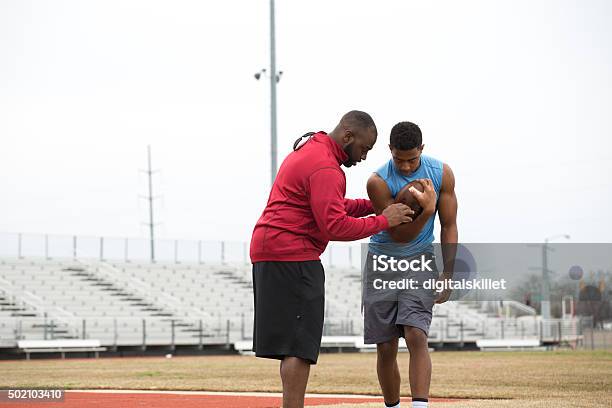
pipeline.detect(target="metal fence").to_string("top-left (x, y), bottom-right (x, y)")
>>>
top-left (2, 315), bottom-right (238, 349)
top-left (580, 317), bottom-right (612, 349)
top-left (0, 232), bottom-right (361, 268)
top-left (4, 315), bottom-right (609, 350)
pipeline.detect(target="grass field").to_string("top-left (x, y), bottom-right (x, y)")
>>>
top-left (1, 350), bottom-right (610, 407)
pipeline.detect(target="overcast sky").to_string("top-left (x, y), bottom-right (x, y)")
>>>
top-left (1, 0), bottom-right (611, 252)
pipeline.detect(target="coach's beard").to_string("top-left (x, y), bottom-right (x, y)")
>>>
top-left (342, 142), bottom-right (356, 167)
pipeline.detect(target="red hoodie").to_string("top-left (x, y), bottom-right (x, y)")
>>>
top-left (250, 132), bottom-right (389, 263)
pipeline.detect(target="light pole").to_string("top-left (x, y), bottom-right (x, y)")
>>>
top-left (254, 0), bottom-right (283, 188)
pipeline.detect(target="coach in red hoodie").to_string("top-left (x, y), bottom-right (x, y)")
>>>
top-left (250, 111), bottom-right (413, 408)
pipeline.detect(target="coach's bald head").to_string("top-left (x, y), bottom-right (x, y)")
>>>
top-left (330, 110), bottom-right (377, 167)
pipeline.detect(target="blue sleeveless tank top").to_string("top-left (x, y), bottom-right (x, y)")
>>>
top-left (368, 155), bottom-right (443, 257)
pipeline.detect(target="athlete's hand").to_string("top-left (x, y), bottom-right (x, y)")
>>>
top-left (382, 203), bottom-right (414, 227)
top-left (434, 273), bottom-right (453, 304)
top-left (410, 179), bottom-right (437, 215)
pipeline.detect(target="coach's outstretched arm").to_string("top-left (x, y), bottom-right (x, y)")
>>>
top-left (435, 163), bottom-right (458, 304)
top-left (343, 197), bottom-right (376, 218)
top-left (309, 168), bottom-right (413, 241)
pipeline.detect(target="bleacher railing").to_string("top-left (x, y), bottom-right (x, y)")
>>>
top-left (0, 232), bottom-right (361, 268)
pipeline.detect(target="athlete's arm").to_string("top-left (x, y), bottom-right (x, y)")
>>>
top-left (435, 163), bottom-right (458, 304)
top-left (366, 174), bottom-right (429, 243)
top-left (365, 174), bottom-right (394, 215)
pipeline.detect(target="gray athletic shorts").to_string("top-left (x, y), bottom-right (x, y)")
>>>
top-left (363, 251), bottom-right (439, 344)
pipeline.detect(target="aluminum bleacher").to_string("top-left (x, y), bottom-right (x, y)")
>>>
top-left (0, 256), bottom-right (583, 355)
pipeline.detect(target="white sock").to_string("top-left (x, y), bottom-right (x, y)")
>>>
top-left (412, 400), bottom-right (428, 408)
top-left (384, 401), bottom-right (400, 408)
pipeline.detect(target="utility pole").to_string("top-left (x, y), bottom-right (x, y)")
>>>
top-left (528, 234), bottom-right (570, 340)
top-left (541, 241), bottom-right (551, 321)
top-left (541, 234), bottom-right (571, 321)
top-left (141, 145), bottom-right (159, 262)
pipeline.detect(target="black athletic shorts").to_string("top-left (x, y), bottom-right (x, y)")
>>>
top-left (363, 251), bottom-right (439, 344)
top-left (252, 260), bottom-right (325, 364)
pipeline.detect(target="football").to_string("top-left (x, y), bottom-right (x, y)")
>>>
top-left (394, 180), bottom-right (425, 218)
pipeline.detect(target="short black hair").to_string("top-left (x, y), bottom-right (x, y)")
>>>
top-left (390, 121), bottom-right (422, 150)
top-left (341, 110), bottom-right (377, 135)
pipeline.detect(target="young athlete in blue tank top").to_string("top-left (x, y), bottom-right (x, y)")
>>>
top-left (364, 122), bottom-right (459, 408)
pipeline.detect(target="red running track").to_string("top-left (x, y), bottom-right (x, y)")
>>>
top-left (2, 391), bottom-right (461, 408)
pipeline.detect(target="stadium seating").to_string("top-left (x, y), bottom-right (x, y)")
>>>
top-left (0, 256), bottom-right (581, 352)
